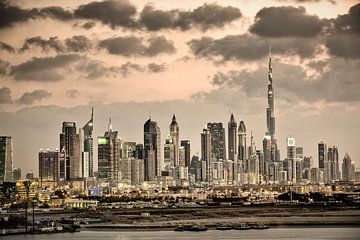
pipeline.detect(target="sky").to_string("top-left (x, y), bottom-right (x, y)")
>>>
top-left (0, 0), bottom-right (359, 176)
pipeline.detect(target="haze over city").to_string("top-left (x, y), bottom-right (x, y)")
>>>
top-left (0, 0), bottom-right (359, 176)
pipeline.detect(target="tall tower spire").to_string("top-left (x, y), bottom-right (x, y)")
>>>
top-left (108, 118), bottom-right (112, 132)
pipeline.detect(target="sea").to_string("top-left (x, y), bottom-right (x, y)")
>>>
top-left (3, 227), bottom-right (360, 240)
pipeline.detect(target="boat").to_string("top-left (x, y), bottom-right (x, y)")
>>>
top-left (175, 224), bottom-right (207, 232)
top-left (174, 225), bottom-right (184, 232)
top-left (216, 224), bottom-right (232, 230)
top-left (252, 223), bottom-right (269, 230)
top-left (233, 223), bottom-right (251, 230)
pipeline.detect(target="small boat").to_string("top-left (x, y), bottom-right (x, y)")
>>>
top-left (188, 225), bottom-right (207, 231)
top-left (233, 223), bottom-right (251, 230)
top-left (174, 225), bottom-right (184, 232)
top-left (216, 224), bottom-right (232, 230)
top-left (253, 223), bottom-right (269, 230)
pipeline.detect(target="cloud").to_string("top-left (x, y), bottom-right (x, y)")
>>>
top-left (65, 35), bottom-right (92, 52)
top-left (205, 58), bottom-right (360, 103)
top-left (99, 36), bottom-right (175, 56)
top-left (0, 59), bottom-right (9, 76)
top-left (10, 54), bottom-right (81, 81)
top-left (250, 6), bottom-right (324, 37)
top-left (139, 3), bottom-right (242, 31)
top-left (74, 0), bottom-right (137, 29)
top-left (66, 89), bottom-right (79, 98)
top-left (188, 34), bottom-right (318, 62)
top-left (0, 41), bottom-right (15, 53)
top-left (21, 35), bottom-right (92, 53)
top-left (0, 87), bottom-right (12, 104)
top-left (17, 89), bottom-right (51, 105)
top-left (147, 63), bottom-right (167, 73)
top-left (82, 21), bottom-right (95, 29)
top-left (324, 3), bottom-right (360, 58)
top-left (0, 2), bottom-right (72, 28)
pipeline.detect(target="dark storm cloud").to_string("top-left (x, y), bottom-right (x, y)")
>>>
top-left (99, 36), bottom-right (175, 56)
top-left (82, 21), bottom-right (95, 29)
top-left (17, 90), bottom-right (51, 105)
top-left (65, 35), bottom-right (92, 52)
top-left (21, 35), bottom-right (92, 53)
top-left (0, 41), bottom-right (15, 53)
top-left (0, 87), bottom-right (12, 104)
top-left (276, 0), bottom-right (336, 4)
top-left (10, 54), bottom-right (81, 81)
top-left (250, 6), bottom-right (324, 37)
top-left (74, 0), bottom-right (137, 29)
top-left (205, 59), bottom-right (360, 103)
top-left (0, 59), bottom-right (9, 76)
top-left (0, 2), bottom-right (72, 28)
top-left (324, 3), bottom-right (360, 58)
top-left (21, 36), bottom-right (64, 52)
top-left (188, 34), bottom-right (318, 62)
top-left (147, 63), bottom-right (167, 73)
top-left (139, 3), bottom-right (242, 31)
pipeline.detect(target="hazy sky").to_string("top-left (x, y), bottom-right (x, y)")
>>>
top-left (0, 0), bottom-right (359, 176)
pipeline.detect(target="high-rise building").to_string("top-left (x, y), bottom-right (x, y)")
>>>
top-left (328, 146), bottom-right (340, 182)
top-left (310, 167), bottom-right (320, 184)
top-left (287, 137), bottom-right (296, 183)
top-left (98, 120), bottom-right (122, 185)
top-left (12, 167), bottom-right (21, 181)
top-left (144, 118), bottom-right (162, 181)
top-left (238, 121), bottom-right (247, 162)
top-left (82, 107), bottom-right (94, 177)
top-left (0, 136), bottom-right (13, 182)
top-left (201, 129), bottom-right (212, 182)
top-left (228, 114), bottom-right (238, 161)
top-left (131, 158), bottom-right (144, 186)
top-left (342, 153), bottom-right (355, 182)
top-left (169, 114), bottom-right (179, 166)
top-left (60, 122), bottom-right (81, 180)
top-left (135, 144), bottom-right (144, 159)
top-left (180, 140), bottom-right (190, 167)
top-left (207, 122), bottom-right (226, 161)
top-left (38, 149), bottom-right (64, 187)
top-left (164, 135), bottom-right (175, 173)
top-left (318, 141), bottom-right (328, 183)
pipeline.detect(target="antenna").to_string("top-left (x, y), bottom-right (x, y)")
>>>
top-left (91, 106), bottom-right (94, 120)
top-left (269, 45), bottom-right (272, 58)
top-left (108, 118), bottom-right (112, 132)
top-left (149, 110), bottom-right (151, 120)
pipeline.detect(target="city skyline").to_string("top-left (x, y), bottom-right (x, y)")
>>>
top-left (0, 0), bottom-right (359, 175)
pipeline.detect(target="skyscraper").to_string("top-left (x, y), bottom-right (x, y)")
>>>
top-left (228, 114), bottom-right (238, 161)
top-left (12, 167), bottom-right (21, 181)
top-left (38, 149), bottom-right (64, 187)
top-left (201, 128), bottom-right (212, 182)
top-left (144, 118), bottom-right (162, 181)
top-left (164, 135), bottom-right (175, 173)
top-left (180, 140), bottom-right (191, 167)
top-left (318, 141), bottom-right (328, 183)
top-left (60, 122), bottom-right (81, 180)
top-left (342, 153), bottom-right (355, 182)
top-left (82, 107), bottom-right (94, 177)
top-left (169, 114), bottom-right (179, 166)
top-left (0, 136), bottom-right (13, 182)
top-left (98, 120), bottom-right (122, 185)
top-left (207, 122), bottom-right (226, 161)
top-left (287, 137), bottom-right (296, 184)
top-left (328, 146), bottom-right (339, 182)
top-left (238, 121), bottom-right (247, 183)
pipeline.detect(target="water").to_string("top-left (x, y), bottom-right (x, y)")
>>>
top-left (3, 227), bottom-right (360, 240)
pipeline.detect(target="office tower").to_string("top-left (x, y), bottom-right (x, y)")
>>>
top-left (135, 144), bottom-right (144, 159)
top-left (180, 140), bottom-right (191, 167)
top-left (310, 167), bottom-right (320, 184)
top-left (82, 107), bottom-right (94, 177)
top-left (318, 141), bottom-right (328, 183)
top-left (256, 150), bottom-right (264, 183)
top-left (295, 147), bottom-right (304, 182)
top-left (38, 149), bottom-right (63, 187)
top-left (144, 118), bottom-right (162, 181)
top-left (12, 167), bottom-right (21, 181)
top-left (131, 158), bottom-right (144, 186)
top-left (207, 122), bottom-right (226, 161)
top-left (179, 146), bottom-right (185, 166)
top-left (60, 122), bottom-right (81, 180)
top-left (201, 128), bottom-right (212, 182)
top-left (247, 132), bottom-right (258, 184)
top-left (0, 136), bottom-right (13, 182)
top-left (189, 155), bottom-right (201, 182)
top-left (287, 137), bottom-right (296, 183)
top-left (164, 135), bottom-right (175, 173)
top-left (123, 142), bottom-right (136, 158)
top-left (228, 114), bottom-right (238, 182)
top-left (342, 153), bottom-right (355, 182)
top-left (238, 121), bottom-right (247, 175)
top-left (169, 114), bottom-right (179, 166)
top-left (328, 146), bottom-right (339, 182)
top-left (98, 120), bottom-right (122, 185)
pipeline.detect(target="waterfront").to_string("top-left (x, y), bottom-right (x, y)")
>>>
top-left (2, 228), bottom-right (360, 240)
